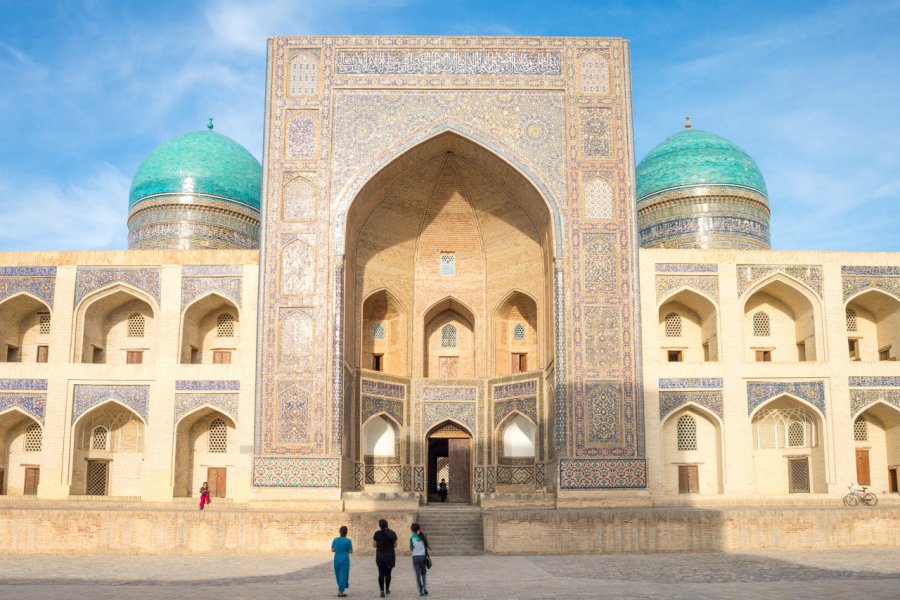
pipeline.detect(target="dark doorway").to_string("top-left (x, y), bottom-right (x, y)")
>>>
top-left (426, 422), bottom-right (471, 503)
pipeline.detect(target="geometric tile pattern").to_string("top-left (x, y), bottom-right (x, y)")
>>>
top-left (0, 267), bottom-right (57, 307)
top-left (175, 380), bottom-right (241, 391)
top-left (659, 390), bottom-right (724, 422)
top-left (746, 380), bottom-right (826, 416)
top-left (361, 395), bottom-right (404, 426)
top-left (174, 393), bottom-right (238, 424)
top-left (850, 388), bottom-right (900, 418)
top-left (72, 384), bottom-right (150, 424)
top-left (584, 234), bottom-right (617, 295)
top-left (841, 266), bottom-right (900, 302)
top-left (849, 376), bottom-right (900, 387)
top-left (659, 378), bottom-right (723, 390)
top-left (252, 457), bottom-right (340, 487)
top-left (423, 402), bottom-right (476, 434)
top-left (0, 393), bottom-right (47, 424)
top-left (0, 379), bottom-right (48, 391)
top-left (655, 263), bottom-right (718, 273)
top-left (181, 275), bottom-right (242, 311)
top-left (75, 268), bottom-right (161, 305)
top-left (579, 108), bottom-right (612, 158)
top-left (559, 458), bottom-right (647, 489)
top-left (737, 264), bottom-right (823, 298)
top-left (583, 176), bottom-right (613, 219)
top-left (494, 396), bottom-right (538, 428)
top-left (656, 274), bottom-right (719, 302)
top-left (577, 51), bottom-right (610, 96)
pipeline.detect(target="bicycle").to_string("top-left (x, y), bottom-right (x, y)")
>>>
top-left (843, 483), bottom-right (878, 506)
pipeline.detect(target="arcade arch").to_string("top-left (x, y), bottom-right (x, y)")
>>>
top-left (751, 396), bottom-right (826, 494)
top-left (71, 401), bottom-right (145, 496)
top-left (180, 294), bottom-right (240, 364)
top-left (658, 289), bottom-right (718, 362)
top-left (661, 406), bottom-right (722, 494)
top-left (845, 290), bottom-right (900, 362)
top-left (174, 407), bottom-right (237, 498)
top-left (0, 294), bottom-right (51, 363)
top-left (743, 277), bottom-right (820, 362)
top-left (0, 409), bottom-right (42, 495)
top-left (74, 285), bottom-right (156, 365)
top-left (851, 402), bottom-right (900, 492)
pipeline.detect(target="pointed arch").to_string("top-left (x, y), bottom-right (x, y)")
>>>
top-left (661, 401), bottom-right (724, 429)
top-left (74, 283), bottom-right (157, 364)
top-left (844, 288), bottom-right (900, 361)
top-left (72, 398), bottom-right (147, 429)
top-left (361, 288), bottom-right (408, 375)
top-left (851, 399), bottom-right (900, 422)
top-left (749, 392), bottom-right (827, 422)
top-left (426, 418), bottom-right (474, 439)
top-left (172, 405), bottom-right (237, 497)
top-left (179, 292), bottom-right (241, 364)
top-left (0, 292), bottom-right (53, 364)
top-left (742, 273), bottom-right (822, 363)
top-left (659, 287), bottom-right (719, 362)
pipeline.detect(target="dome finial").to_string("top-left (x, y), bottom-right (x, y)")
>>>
top-left (207, 118), bottom-right (214, 131)
top-left (685, 115), bottom-right (692, 130)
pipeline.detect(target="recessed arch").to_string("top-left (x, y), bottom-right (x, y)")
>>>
top-left (179, 292), bottom-right (240, 364)
top-left (361, 288), bottom-right (408, 375)
top-left (496, 411), bottom-right (536, 459)
top-left (173, 406), bottom-right (237, 498)
top-left (658, 287), bottom-right (719, 363)
top-left (844, 288), bottom-right (900, 362)
top-left (851, 399), bottom-right (900, 422)
top-left (742, 273), bottom-right (822, 363)
top-left (661, 401), bottom-right (724, 429)
top-left (749, 392), bottom-right (826, 423)
top-left (0, 292), bottom-right (52, 364)
top-left (70, 399), bottom-right (146, 496)
top-left (0, 408), bottom-right (43, 495)
top-left (73, 283), bottom-right (157, 365)
top-left (492, 289), bottom-right (540, 376)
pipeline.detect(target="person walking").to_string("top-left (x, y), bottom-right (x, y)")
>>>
top-left (372, 519), bottom-right (397, 597)
top-left (410, 522), bottom-right (430, 596)
top-left (198, 481), bottom-right (211, 510)
top-left (331, 525), bottom-right (353, 597)
top-left (437, 478), bottom-right (448, 503)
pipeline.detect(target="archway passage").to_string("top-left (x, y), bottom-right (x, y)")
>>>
top-left (0, 294), bottom-right (51, 363)
top-left (852, 403), bottom-right (900, 491)
top-left (744, 278), bottom-right (819, 363)
top-left (71, 401), bottom-right (145, 496)
top-left (659, 289), bottom-right (718, 363)
top-left (174, 408), bottom-right (237, 498)
top-left (427, 421), bottom-right (472, 503)
top-left (180, 294), bottom-right (240, 364)
top-left (0, 410), bottom-right (42, 495)
top-left (845, 290), bottom-right (900, 362)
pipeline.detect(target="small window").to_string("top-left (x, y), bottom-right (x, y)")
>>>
top-left (846, 308), bottom-right (858, 332)
top-left (441, 324), bottom-right (457, 348)
top-left (676, 415), bottom-right (697, 451)
top-left (372, 322), bottom-right (385, 340)
top-left (880, 347), bottom-right (892, 361)
top-left (36, 345), bottom-right (49, 363)
top-left (372, 354), bottom-right (383, 371)
top-left (38, 314), bottom-right (51, 335)
top-left (849, 339), bottom-right (860, 360)
top-left (752, 311), bottom-right (770, 337)
top-left (788, 421), bottom-right (805, 447)
top-left (513, 323), bottom-right (526, 341)
top-left (667, 350), bottom-right (683, 362)
top-left (6, 345), bottom-right (20, 362)
top-left (511, 352), bottom-right (527, 373)
top-left (213, 350), bottom-right (232, 364)
top-left (126, 350), bottom-right (143, 364)
top-left (664, 313), bottom-right (682, 337)
top-left (755, 350), bottom-right (772, 362)
top-left (854, 416), bottom-right (868, 442)
top-left (127, 313), bottom-right (145, 338)
top-left (217, 313), bottom-right (235, 338)
top-left (24, 424), bottom-right (42, 452)
top-left (91, 426), bottom-right (109, 451)
top-left (208, 418), bottom-right (227, 453)
top-left (92, 346), bottom-right (104, 364)
top-left (439, 252), bottom-right (456, 276)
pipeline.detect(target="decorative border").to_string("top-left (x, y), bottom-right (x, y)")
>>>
top-left (746, 380), bottom-right (825, 416)
top-left (0, 393), bottom-right (46, 424)
top-left (361, 378), bottom-right (406, 399)
top-left (655, 263), bottom-right (717, 273)
top-left (656, 274), bottom-right (719, 302)
top-left (559, 458), bottom-right (647, 489)
top-left (181, 276), bottom-right (243, 311)
top-left (362, 395), bottom-right (404, 425)
top-left (850, 389), bottom-right (900, 417)
top-left (0, 268), bottom-right (57, 307)
top-left (849, 376), bottom-right (900, 388)
top-left (176, 380), bottom-right (241, 391)
top-left (737, 264), bottom-right (822, 298)
top-left (842, 266), bottom-right (900, 276)
top-left (183, 265), bottom-right (243, 276)
top-left (0, 379), bottom-right (48, 391)
top-left (659, 391), bottom-right (723, 422)
top-left (174, 393), bottom-right (238, 424)
top-left (72, 384), bottom-right (150, 424)
top-left (252, 457), bottom-right (341, 487)
top-left (659, 378), bottom-right (723, 390)
top-left (75, 268), bottom-right (161, 306)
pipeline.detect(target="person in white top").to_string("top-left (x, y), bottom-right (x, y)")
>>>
top-left (409, 522), bottom-right (430, 596)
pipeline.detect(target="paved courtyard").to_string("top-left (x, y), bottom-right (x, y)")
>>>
top-left (1, 549), bottom-right (900, 599)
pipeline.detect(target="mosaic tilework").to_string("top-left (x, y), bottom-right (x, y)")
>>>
top-left (656, 263), bottom-right (718, 273)
top-left (841, 266), bottom-right (900, 302)
top-left (0, 379), bottom-right (48, 391)
top-left (584, 381), bottom-right (623, 445)
top-left (737, 264), bottom-right (823, 298)
top-left (128, 205), bottom-right (260, 251)
top-left (72, 385), bottom-right (149, 424)
top-left (354, 462), bottom-right (364, 490)
top-left (659, 391), bottom-right (724, 422)
top-left (422, 386), bottom-right (477, 402)
top-left (287, 49), bottom-right (319, 96)
top-left (497, 465), bottom-right (534, 485)
top-left (486, 466), bottom-right (496, 492)
top-left (280, 239), bottom-right (316, 296)
top-left (494, 397), bottom-right (538, 428)
top-left (174, 393), bottom-right (238, 424)
top-left (850, 389), bottom-right (900, 417)
top-left (332, 267), bottom-right (345, 452)
top-left (402, 466), bottom-right (412, 491)
top-left (176, 380), bottom-right (240, 391)
top-left (278, 308), bottom-right (314, 368)
top-left (584, 234), bottom-right (617, 295)
top-left (559, 458), bottom-right (647, 489)
top-left (0, 393), bottom-right (47, 424)
top-left (474, 466), bottom-right (484, 493)
top-left (659, 378), bottom-right (723, 390)
top-left (583, 176), bottom-right (613, 219)
top-left (554, 267), bottom-right (567, 450)
top-left (365, 464), bottom-right (402, 484)
top-left (577, 51), bottom-right (610, 95)
top-left (284, 110), bottom-right (319, 159)
top-left (640, 214), bottom-right (769, 250)
top-left (362, 395), bottom-right (404, 425)
top-left (0, 267), bottom-right (56, 307)
top-left (842, 266), bottom-right (900, 276)
top-left (413, 466), bottom-right (425, 492)
top-left (183, 265), bottom-right (243, 276)
top-left (849, 376), bottom-right (900, 387)
top-left (75, 268), bottom-right (161, 306)
top-left (252, 457), bottom-right (340, 487)
top-left (423, 402), bottom-right (476, 433)
top-left (283, 174), bottom-right (318, 221)
top-left (656, 274), bottom-right (719, 302)
top-left (361, 378), bottom-right (406, 399)
top-left (747, 381), bottom-right (826, 416)
top-left (492, 379), bottom-right (537, 400)
top-left (336, 49), bottom-right (562, 75)
top-left (181, 274), bottom-right (242, 311)
top-left (583, 306), bottom-right (620, 367)
top-left (579, 108), bottom-right (612, 158)
top-left (277, 382), bottom-right (311, 443)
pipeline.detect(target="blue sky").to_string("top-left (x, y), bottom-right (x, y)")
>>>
top-left (1, 0), bottom-right (898, 251)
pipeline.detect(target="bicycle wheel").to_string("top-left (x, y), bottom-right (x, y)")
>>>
top-left (863, 493), bottom-right (878, 506)
top-left (843, 493), bottom-right (859, 506)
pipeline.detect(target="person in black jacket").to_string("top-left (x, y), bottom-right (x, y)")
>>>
top-left (372, 518), bottom-right (398, 597)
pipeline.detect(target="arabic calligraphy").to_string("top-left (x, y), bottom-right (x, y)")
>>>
top-left (335, 49), bottom-right (563, 76)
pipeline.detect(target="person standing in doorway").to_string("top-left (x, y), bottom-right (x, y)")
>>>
top-left (410, 522), bottom-right (430, 596)
top-left (372, 518), bottom-right (397, 597)
top-left (437, 478), bottom-right (448, 503)
top-left (332, 525), bottom-right (353, 597)
top-left (198, 481), bottom-right (210, 510)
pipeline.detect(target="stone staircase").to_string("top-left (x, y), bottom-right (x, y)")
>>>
top-left (416, 504), bottom-right (484, 555)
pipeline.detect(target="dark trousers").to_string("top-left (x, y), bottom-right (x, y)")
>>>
top-left (378, 564), bottom-right (392, 592)
top-left (412, 555), bottom-right (428, 593)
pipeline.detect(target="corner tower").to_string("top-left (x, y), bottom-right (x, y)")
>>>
top-left (635, 119), bottom-right (770, 249)
top-left (127, 121), bottom-right (262, 249)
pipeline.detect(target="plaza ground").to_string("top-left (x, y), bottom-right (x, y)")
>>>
top-left (1, 549), bottom-right (900, 599)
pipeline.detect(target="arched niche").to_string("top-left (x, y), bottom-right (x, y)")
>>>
top-left (362, 414), bottom-right (401, 488)
top-left (180, 294), bottom-right (240, 364)
top-left (71, 401), bottom-right (145, 496)
top-left (74, 285), bottom-right (156, 365)
top-left (499, 413), bottom-right (536, 459)
top-left (492, 291), bottom-right (539, 376)
top-left (423, 298), bottom-right (475, 379)
top-left (658, 289), bottom-right (718, 363)
top-left (361, 289), bottom-right (407, 375)
top-left (845, 290), bottom-right (900, 362)
top-left (0, 294), bottom-right (51, 363)
top-left (173, 407), bottom-right (237, 498)
top-left (743, 276), bottom-right (820, 363)
top-left (751, 395), bottom-right (826, 494)
top-left (0, 409), bottom-right (42, 495)
top-left (851, 402), bottom-right (900, 492)
top-left (661, 406), bottom-right (722, 494)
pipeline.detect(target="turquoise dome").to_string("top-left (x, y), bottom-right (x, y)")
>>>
top-left (129, 129), bottom-right (262, 212)
top-left (636, 129), bottom-right (767, 202)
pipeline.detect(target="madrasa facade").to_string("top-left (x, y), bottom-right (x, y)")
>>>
top-left (1, 36), bottom-right (899, 508)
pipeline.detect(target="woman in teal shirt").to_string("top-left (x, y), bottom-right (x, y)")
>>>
top-left (331, 525), bottom-right (353, 597)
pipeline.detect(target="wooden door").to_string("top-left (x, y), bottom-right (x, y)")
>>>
top-left (23, 467), bottom-right (39, 495)
top-left (207, 467), bottom-right (227, 498)
top-left (678, 465), bottom-right (698, 494)
top-left (439, 356), bottom-right (459, 379)
top-left (447, 438), bottom-right (470, 502)
top-left (889, 468), bottom-right (898, 493)
top-left (856, 449), bottom-right (871, 486)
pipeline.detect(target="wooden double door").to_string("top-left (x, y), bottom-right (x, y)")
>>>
top-left (207, 467), bottom-right (227, 498)
top-left (427, 424), bottom-right (471, 503)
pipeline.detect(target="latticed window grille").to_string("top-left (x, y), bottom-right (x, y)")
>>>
top-left (439, 252), bottom-right (455, 276)
top-left (217, 313), bottom-right (235, 338)
top-left (24, 424), bottom-right (42, 452)
top-left (372, 322), bottom-right (385, 340)
top-left (846, 308), bottom-right (858, 332)
top-left (127, 313), bottom-right (145, 338)
top-left (664, 313), bottom-right (682, 337)
top-left (854, 416), bottom-right (868, 442)
top-left (38, 314), bottom-right (51, 335)
top-left (513, 323), bottom-right (526, 341)
top-left (436, 456), bottom-right (450, 485)
top-left (441, 324), bottom-right (457, 348)
top-left (787, 421), bottom-right (805, 446)
top-left (86, 461), bottom-right (108, 496)
top-left (208, 418), bottom-right (228, 453)
top-left (676, 415), bottom-right (697, 451)
top-left (752, 311), bottom-right (770, 336)
top-left (753, 407), bottom-right (818, 449)
top-left (92, 426), bottom-right (109, 450)
top-left (788, 457), bottom-right (811, 493)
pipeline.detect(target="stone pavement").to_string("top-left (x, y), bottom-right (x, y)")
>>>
top-left (1, 548), bottom-right (900, 599)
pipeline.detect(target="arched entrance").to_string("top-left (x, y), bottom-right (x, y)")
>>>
top-left (426, 421), bottom-right (472, 503)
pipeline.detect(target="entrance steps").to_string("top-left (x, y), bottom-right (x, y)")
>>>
top-left (416, 504), bottom-right (483, 556)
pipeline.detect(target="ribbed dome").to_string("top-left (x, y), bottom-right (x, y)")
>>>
top-left (636, 129), bottom-right (767, 203)
top-left (129, 129), bottom-right (262, 212)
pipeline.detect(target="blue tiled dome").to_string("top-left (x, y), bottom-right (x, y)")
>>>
top-left (129, 129), bottom-right (262, 212)
top-left (636, 129), bottom-right (767, 203)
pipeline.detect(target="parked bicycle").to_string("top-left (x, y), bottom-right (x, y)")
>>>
top-left (843, 483), bottom-right (878, 506)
